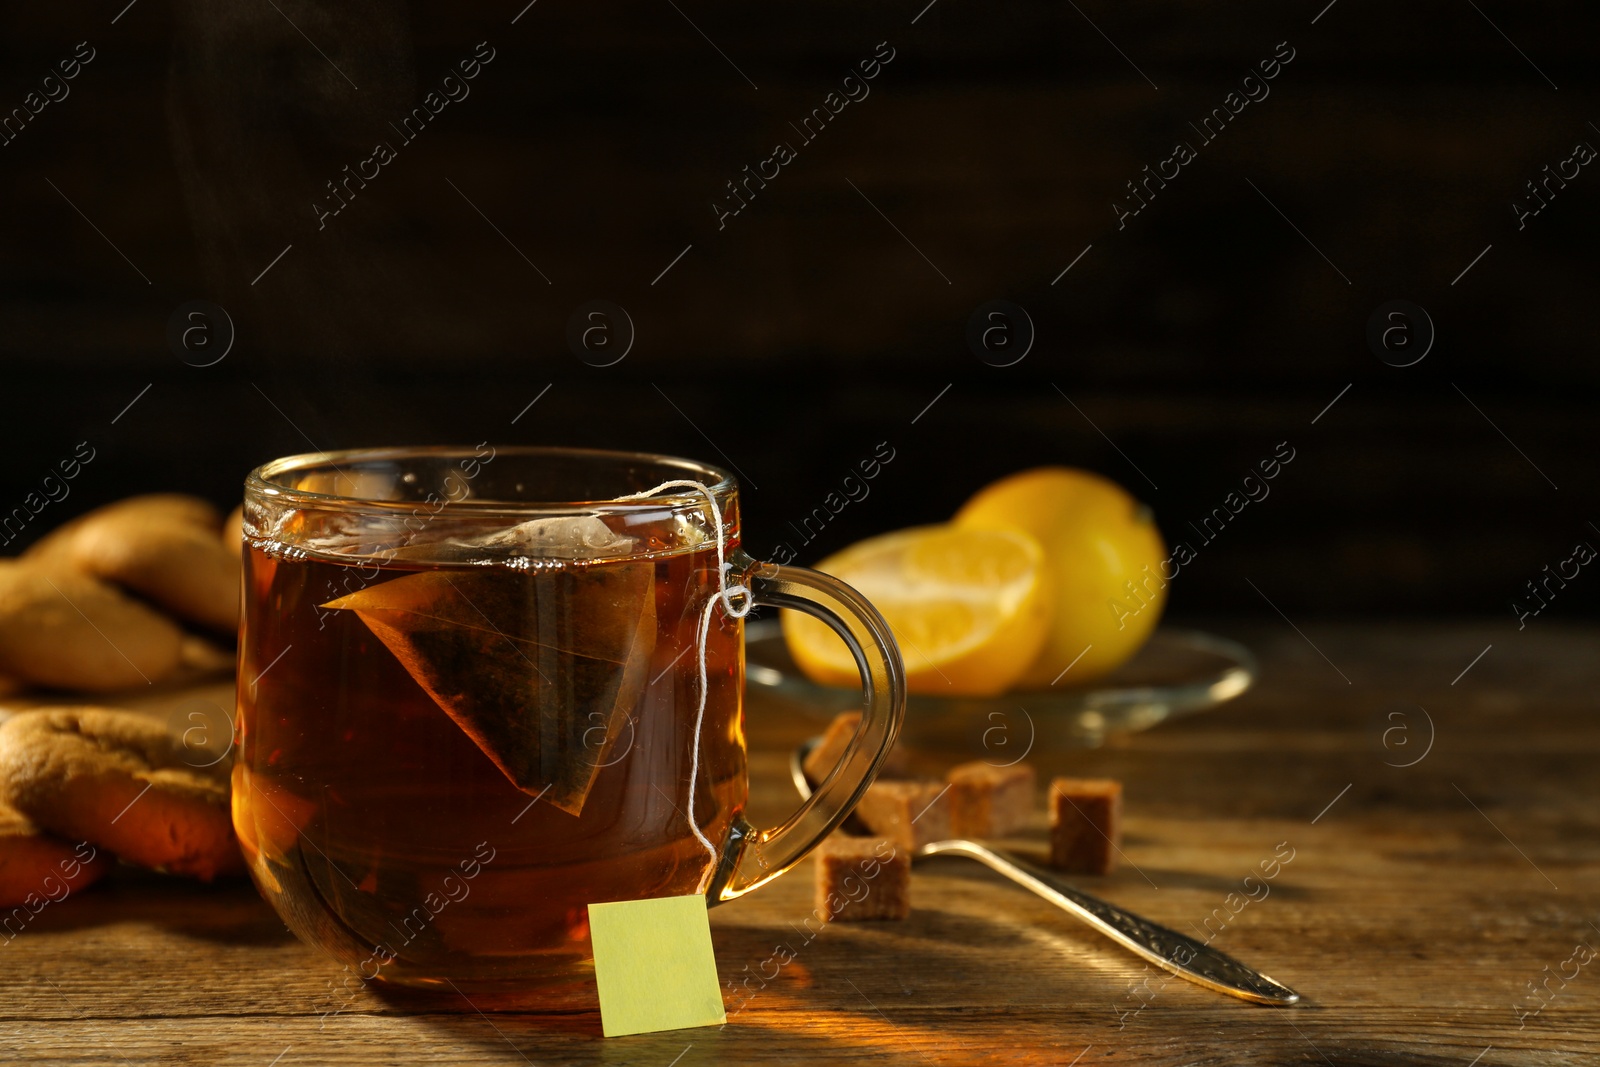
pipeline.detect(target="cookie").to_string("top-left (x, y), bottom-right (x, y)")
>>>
top-left (179, 634), bottom-right (236, 674)
top-left (22, 493), bottom-right (237, 633)
top-left (0, 562), bottom-right (184, 690)
top-left (0, 801), bottom-right (109, 909)
top-left (25, 493), bottom-right (222, 565)
top-left (0, 708), bottom-right (244, 881)
top-left (52, 511), bottom-right (240, 633)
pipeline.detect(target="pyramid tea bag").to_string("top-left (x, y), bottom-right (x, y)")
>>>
top-left (324, 536), bottom-right (656, 815)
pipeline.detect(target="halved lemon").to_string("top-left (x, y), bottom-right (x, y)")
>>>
top-left (781, 525), bottom-right (1052, 696)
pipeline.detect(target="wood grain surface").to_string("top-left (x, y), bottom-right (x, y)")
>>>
top-left (3, 621), bottom-right (1597, 1065)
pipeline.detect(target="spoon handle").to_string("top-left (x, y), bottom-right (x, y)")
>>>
top-left (920, 839), bottom-right (1301, 1006)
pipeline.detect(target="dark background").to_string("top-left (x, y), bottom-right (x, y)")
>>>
top-left (2, 0), bottom-right (1596, 621)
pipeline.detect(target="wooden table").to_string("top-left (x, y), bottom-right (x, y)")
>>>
top-left (5, 622), bottom-right (1597, 1065)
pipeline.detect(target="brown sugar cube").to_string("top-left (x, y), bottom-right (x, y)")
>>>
top-left (946, 761), bottom-right (1036, 838)
top-left (852, 779), bottom-right (950, 852)
top-left (802, 711), bottom-right (909, 785)
top-left (814, 835), bottom-right (910, 921)
top-left (1049, 778), bottom-right (1123, 875)
top-left (802, 712), bottom-right (861, 784)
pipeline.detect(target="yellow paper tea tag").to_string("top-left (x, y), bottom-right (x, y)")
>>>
top-left (588, 894), bottom-right (727, 1037)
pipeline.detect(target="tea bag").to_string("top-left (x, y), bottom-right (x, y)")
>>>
top-left (323, 517), bottom-right (656, 816)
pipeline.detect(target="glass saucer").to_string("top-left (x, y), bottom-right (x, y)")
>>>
top-left (744, 619), bottom-right (1255, 750)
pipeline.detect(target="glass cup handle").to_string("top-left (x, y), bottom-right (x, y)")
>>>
top-left (707, 550), bottom-right (906, 903)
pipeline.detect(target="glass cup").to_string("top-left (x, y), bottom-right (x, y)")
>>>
top-left (236, 445), bottom-right (904, 993)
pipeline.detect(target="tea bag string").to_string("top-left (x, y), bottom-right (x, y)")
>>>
top-left (617, 480), bottom-right (751, 888)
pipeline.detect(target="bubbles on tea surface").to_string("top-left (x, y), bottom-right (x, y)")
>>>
top-left (672, 511), bottom-right (713, 549)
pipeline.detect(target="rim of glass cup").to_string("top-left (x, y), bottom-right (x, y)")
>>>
top-left (246, 445), bottom-right (738, 518)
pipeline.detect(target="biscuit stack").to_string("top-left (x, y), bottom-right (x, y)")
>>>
top-left (0, 495), bottom-right (245, 907)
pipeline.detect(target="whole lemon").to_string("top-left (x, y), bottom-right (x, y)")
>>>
top-left (954, 467), bottom-right (1167, 687)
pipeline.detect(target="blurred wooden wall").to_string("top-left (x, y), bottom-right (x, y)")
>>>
top-left (1, 0), bottom-right (1596, 619)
